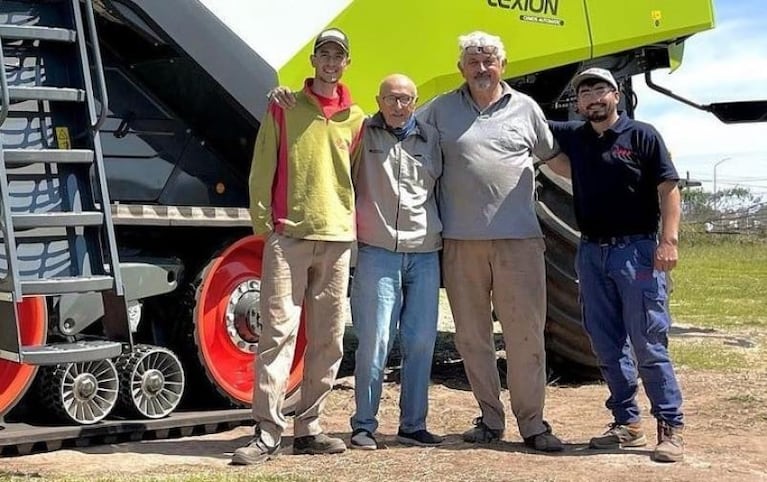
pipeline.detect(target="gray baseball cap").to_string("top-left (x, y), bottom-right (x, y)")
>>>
top-left (572, 67), bottom-right (618, 91)
top-left (314, 28), bottom-right (350, 55)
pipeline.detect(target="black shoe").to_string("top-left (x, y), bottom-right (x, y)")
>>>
top-left (397, 429), bottom-right (444, 446)
top-left (462, 417), bottom-right (503, 443)
top-left (231, 437), bottom-right (280, 465)
top-left (293, 433), bottom-right (347, 455)
top-left (350, 429), bottom-right (378, 450)
top-left (523, 421), bottom-right (564, 452)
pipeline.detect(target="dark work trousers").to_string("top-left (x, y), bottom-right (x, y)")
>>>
top-left (576, 235), bottom-right (684, 427)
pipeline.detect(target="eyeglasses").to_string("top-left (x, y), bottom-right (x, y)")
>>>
top-left (577, 86), bottom-right (615, 100)
top-left (381, 95), bottom-right (415, 107)
top-left (464, 45), bottom-right (498, 55)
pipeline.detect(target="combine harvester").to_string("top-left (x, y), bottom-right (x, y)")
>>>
top-left (0, 0), bottom-right (763, 454)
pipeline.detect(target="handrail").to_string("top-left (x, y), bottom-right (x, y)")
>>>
top-left (0, 35), bottom-right (10, 126)
top-left (82, 0), bottom-right (109, 131)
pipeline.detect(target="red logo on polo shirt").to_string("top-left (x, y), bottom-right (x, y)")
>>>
top-left (612, 146), bottom-right (634, 162)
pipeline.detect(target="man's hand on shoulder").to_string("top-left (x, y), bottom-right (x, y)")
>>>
top-left (268, 86), bottom-right (297, 109)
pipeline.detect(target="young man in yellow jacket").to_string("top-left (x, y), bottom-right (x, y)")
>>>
top-left (232, 28), bottom-right (365, 466)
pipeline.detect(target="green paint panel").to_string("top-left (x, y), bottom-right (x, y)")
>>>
top-left (278, 0), bottom-right (591, 112)
top-left (586, 0), bottom-right (714, 58)
top-left (275, 0), bottom-right (715, 113)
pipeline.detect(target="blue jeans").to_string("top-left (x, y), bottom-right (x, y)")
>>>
top-left (576, 237), bottom-right (684, 427)
top-left (350, 243), bottom-right (440, 434)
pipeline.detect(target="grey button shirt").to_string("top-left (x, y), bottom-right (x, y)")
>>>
top-left (353, 114), bottom-right (443, 252)
top-left (418, 82), bottom-right (559, 240)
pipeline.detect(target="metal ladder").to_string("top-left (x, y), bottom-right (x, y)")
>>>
top-left (0, 0), bottom-right (129, 364)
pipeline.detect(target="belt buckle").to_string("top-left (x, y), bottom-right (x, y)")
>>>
top-left (602, 236), bottom-right (625, 246)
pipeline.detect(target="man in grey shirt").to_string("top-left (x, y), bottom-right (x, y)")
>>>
top-left (418, 30), bottom-right (567, 452)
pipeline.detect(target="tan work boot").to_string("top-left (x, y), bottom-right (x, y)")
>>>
top-left (652, 420), bottom-right (684, 463)
top-left (589, 422), bottom-right (646, 449)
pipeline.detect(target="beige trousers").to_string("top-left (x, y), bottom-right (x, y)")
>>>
top-left (253, 232), bottom-right (351, 446)
top-left (443, 238), bottom-right (548, 438)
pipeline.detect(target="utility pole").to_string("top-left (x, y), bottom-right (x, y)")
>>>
top-left (713, 157), bottom-right (732, 214)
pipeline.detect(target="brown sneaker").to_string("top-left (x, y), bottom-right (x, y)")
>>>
top-left (652, 421), bottom-right (684, 463)
top-left (589, 422), bottom-right (647, 449)
top-left (293, 433), bottom-right (347, 455)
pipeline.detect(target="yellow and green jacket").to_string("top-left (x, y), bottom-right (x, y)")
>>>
top-left (249, 79), bottom-right (366, 241)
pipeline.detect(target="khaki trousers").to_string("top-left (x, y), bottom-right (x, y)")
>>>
top-left (253, 232), bottom-right (351, 446)
top-left (443, 238), bottom-right (548, 438)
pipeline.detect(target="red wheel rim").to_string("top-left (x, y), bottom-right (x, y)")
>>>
top-left (195, 235), bottom-right (306, 405)
top-left (0, 296), bottom-right (47, 416)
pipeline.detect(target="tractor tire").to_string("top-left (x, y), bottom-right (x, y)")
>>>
top-left (0, 297), bottom-right (47, 418)
top-left (536, 166), bottom-right (601, 378)
top-left (35, 359), bottom-right (120, 424)
top-left (115, 344), bottom-right (185, 419)
top-left (182, 236), bottom-right (306, 410)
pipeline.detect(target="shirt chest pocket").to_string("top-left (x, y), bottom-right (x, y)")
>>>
top-left (488, 123), bottom-right (528, 152)
top-left (402, 150), bottom-right (438, 186)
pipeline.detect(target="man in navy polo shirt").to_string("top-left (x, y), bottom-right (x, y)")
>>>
top-left (544, 67), bottom-right (685, 463)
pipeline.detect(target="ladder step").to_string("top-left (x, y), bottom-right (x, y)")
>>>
top-left (0, 25), bottom-right (76, 43)
top-left (12, 211), bottom-right (104, 229)
top-left (21, 341), bottom-right (123, 365)
top-left (3, 149), bottom-right (95, 165)
top-left (8, 86), bottom-right (85, 103)
top-left (21, 276), bottom-right (114, 295)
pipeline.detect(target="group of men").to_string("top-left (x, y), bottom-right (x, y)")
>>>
top-left (231, 27), bottom-right (686, 466)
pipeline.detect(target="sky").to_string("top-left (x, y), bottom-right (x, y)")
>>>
top-left (633, 0), bottom-right (767, 198)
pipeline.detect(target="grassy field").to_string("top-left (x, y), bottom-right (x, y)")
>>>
top-left (668, 234), bottom-right (767, 371)
top-left (670, 234), bottom-right (767, 328)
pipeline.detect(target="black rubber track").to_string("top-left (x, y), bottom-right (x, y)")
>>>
top-left (0, 408), bottom-right (251, 456)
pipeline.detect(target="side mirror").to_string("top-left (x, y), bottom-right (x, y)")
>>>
top-left (645, 72), bottom-right (767, 124)
top-left (707, 101), bottom-right (767, 124)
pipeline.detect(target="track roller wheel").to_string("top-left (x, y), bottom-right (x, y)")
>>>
top-left (191, 235), bottom-right (306, 407)
top-left (116, 344), bottom-right (185, 419)
top-left (37, 359), bottom-right (119, 424)
top-left (0, 297), bottom-right (47, 417)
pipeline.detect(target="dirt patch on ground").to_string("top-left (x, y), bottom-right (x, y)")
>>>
top-left (2, 303), bottom-right (766, 482)
top-left (2, 361), bottom-right (766, 481)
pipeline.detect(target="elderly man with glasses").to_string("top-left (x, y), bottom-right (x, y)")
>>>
top-left (349, 73), bottom-right (444, 450)
top-left (418, 31), bottom-right (568, 452)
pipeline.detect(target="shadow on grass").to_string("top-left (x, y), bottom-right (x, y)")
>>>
top-left (413, 435), bottom-right (655, 459)
top-left (669, 325), bottom-right (756, 348)
top-left (74, 429), bottom-right (653, 462)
